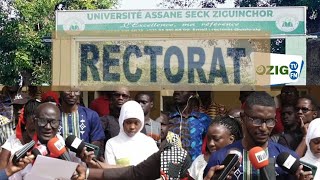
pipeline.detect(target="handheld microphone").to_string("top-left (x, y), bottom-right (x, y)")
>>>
top-left (276, 152), bottom-right (301, 174)
top-left (12, 140), bottom-right (35, 165)
top-left (31, 144), bottom-right (48, 158)
top-left (249, 146), bottom-right (276, 180)
top-left (210, 150), bottom-right (241, 180)
top-left (47, 137), bottom-right (71, 161)
top-left (65, 135), bottom-right (85, 155)
top-left (65, 135), bottom-right (100, 158)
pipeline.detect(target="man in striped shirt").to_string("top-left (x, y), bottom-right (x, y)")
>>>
top-left (58, 91), bottom-right (105, 159)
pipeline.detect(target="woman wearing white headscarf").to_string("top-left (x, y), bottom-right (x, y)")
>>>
top-left (104, 101), bottom-right (158, 166)
top-left (301, 118), bottom-right (320, 180)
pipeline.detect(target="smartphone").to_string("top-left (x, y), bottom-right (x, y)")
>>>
top-left (84, 142), bottom-right (100, 157)
top-left (211, 154), bottom-right (240, 180)
top-left (300, 160), bottom-right (317, 176)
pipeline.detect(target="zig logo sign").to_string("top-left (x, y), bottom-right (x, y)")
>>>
top-left (254, 53), bottom-right (304, 85)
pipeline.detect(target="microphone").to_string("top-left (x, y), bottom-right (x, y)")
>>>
top-left (65, 135), bottom-right (100, 157)
top-left (249, 146), bottom-right (276, 180)
top-left (31, 144), bottom-right (48, 158)
top-left (12, 140), bottom-right (35, 165)
top-left (277, 152), bottom-right (317, 177)
top-left (276, 152), bottom-right (301, 174)
top-left (65, 135), bottom-right (86, 155)
top-left (210, 150), bottom-right (241, 180)
top-left (47, 137), bottom-right (72, 161)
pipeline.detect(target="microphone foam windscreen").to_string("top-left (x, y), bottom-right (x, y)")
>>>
top-left (248, 146), bottom-right (269, 169)
top-left (31, 145), bottom-right (48, 157)
top-left (47, 137), bottom-right (67, 157)
top-left (276, 152), bottom-right (300, 174)
top-left (65, 135), bottom-right (85, 154)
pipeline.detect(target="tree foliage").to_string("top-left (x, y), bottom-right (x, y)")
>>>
top-left (158, 0), bottom-right (226, 8)
top-left (0, 0), bottom-right (117, 86)
top-left (235, 0), bottom-right (320, 33)
top-left (235, 0), bottom-right (320, 53)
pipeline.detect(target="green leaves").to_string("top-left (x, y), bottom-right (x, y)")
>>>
top-left (0, 0), bottom-right (117, 86)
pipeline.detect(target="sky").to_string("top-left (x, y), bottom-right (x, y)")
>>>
top-left (119, 0), bottom-right (234, 9)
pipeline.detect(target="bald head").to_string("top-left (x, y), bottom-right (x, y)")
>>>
top-left (35, 102), bottom-right (61, 144)
top-left (36, 102), bottom-right (60, 117)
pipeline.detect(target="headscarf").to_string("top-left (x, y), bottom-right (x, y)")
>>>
top-left (118, 100), bottom-right (145, 136)
top-left (105, 100), bottom-right (158, 166)
top-left (301, 118), bottom-right (320, 179)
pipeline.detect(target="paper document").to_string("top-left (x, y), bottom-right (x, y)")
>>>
top-left (25, 155), bottom-right (78, 180)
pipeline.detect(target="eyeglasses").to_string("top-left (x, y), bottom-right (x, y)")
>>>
top-left (228, 115), bottom-right (241, 120)
top-left (295, 107), bottom-right (316, 113)
top-left (244, 112), bottom-right (276, 127)
top-left (281, 92), bottom-right (296, 95)
top-left (35, 118), bottom-right (60, 128)
top-left (113, 93), bottom-right (130, 99)
top-left (136, 100), bottom-right (148, 104)
top-left (64, 91), bottom-right (81, 96)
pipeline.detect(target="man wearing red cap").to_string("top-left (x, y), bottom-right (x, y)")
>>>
top-left (41, 91), bottom-right (60, 105)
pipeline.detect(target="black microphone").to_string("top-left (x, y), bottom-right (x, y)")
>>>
top-left (65, 135), bottom-right (100, 160)
top-left (65, 135), bottom-right (86, 155)
top-left (276, 152), bottom-right (302, 174)
top-left (12, 140), bottom-right (35, 165)
top-left (31, 144), bottom-right (48, 159)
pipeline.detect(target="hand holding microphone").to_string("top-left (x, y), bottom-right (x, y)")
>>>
top-left (12, 140), bottom-right (35, 165)
top-left (276, 152), bottom-right (314, 180)
top-left (210, 149), bottom-right (241, 180)
top-left (65, 135), bottom-right (102, 168)
top-left (5, 152), bottom-right (35, 177)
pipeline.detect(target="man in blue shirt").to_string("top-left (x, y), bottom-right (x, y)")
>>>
top-left (168, 91), bottom-right (211, 160)
top-left (59, 91), bottom-right (105, 159)
top-left (204, 91), bottom-right (306, 180)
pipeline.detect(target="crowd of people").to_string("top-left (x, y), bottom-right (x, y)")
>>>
top-left (0, 85), bottom-right (319, 180)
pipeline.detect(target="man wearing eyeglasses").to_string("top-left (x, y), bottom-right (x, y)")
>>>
top-left (11, 102), bottom-right (82, 179)
top-left (59, 91), bottom-right (105, 159)
top-left (100, 87), bottom-right (131, 142)
top-left (204, 91), bottom-right (308, 180)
